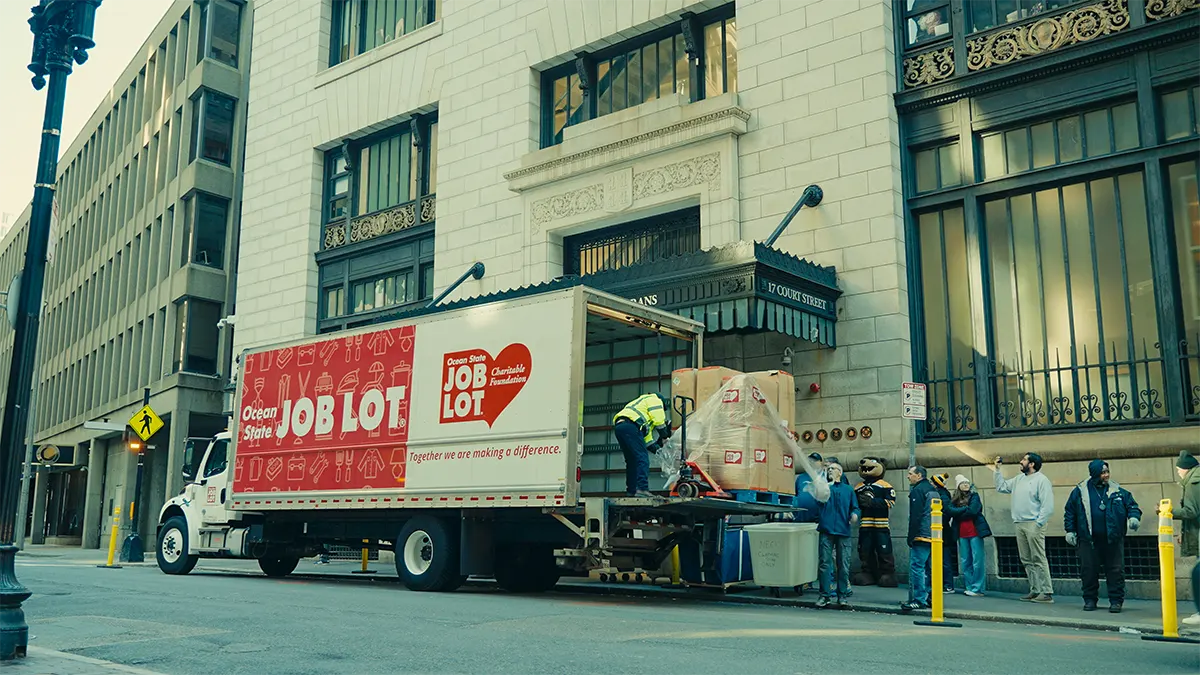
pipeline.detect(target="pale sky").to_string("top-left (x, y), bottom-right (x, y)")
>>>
top-left (0, 0), bottom-right (175, 228)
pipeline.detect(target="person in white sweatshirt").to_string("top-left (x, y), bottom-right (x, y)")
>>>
top-left (994, 453), bottom-right (1055, 603)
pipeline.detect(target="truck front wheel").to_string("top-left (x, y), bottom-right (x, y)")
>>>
top-left (396, 516), bottom-right (463, 592)
top-left (258, 554), bottom-right (300, 578)
top-left (493, 545), bottom-right (561, 593)
top-left (157, 517), bottom-right (198, 575)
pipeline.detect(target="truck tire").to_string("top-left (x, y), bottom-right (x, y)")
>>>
top-left (396, 516), bottom-right (463, 592)
top-left (258, 554), bottom-right (300, 578)
top-left (493, 545), bottom-right (561, 593)
top-left (157, 517), bottom-right (198, 575)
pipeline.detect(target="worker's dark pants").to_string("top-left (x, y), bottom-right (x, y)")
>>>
top-left (614, 420), bottom-right (649, 495)
top-left (1079, 535), bottom-right (1125, 603)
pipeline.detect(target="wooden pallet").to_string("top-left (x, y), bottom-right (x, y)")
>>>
top-left (726, 489), bottom-right (796, 507)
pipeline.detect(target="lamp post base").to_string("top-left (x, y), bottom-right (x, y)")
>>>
top-left (0, 544), bottom-right (31, 660)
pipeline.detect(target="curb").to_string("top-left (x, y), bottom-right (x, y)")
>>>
top-left (26, 646), bottom-right (170, 675)
top-left (195, 566), bottom-right (1166, 636)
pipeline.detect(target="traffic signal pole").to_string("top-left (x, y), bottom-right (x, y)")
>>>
top-left (120, 388), bottom-right (150, 563)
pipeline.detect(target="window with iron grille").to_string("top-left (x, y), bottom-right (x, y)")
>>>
top-left (995, 535), bottom-right (1160, 580)
top-left (563, 208), bottom-right (701, 277)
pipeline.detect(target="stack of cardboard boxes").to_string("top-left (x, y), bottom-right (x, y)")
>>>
top-left (670, 367), bottom-right (798, 496)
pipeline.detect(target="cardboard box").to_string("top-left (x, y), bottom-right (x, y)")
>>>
top-left (695, 366), bottom-right (741, 409)
top-left (698, 425), bottom-right (772, 492)
top-left (669, 368), bottom-right (697, 428)
top-left (770, 446), bottom-right (797, 495)
top-left (747, 370), bottom-right (796, 431)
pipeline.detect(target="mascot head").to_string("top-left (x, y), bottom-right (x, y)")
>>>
top-left (858, 456), bottom-right (885, 482)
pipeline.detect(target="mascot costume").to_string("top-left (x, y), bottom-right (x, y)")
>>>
top-left (853, 457), bottom-right (897, 587)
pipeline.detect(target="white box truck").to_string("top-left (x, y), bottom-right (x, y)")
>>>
top-left (155, 283), bottom-right (789, 592)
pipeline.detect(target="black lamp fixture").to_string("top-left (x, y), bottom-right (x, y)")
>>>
top-left (0, 0), bottom-right (101, 661)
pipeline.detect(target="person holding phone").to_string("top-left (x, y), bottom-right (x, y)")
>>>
top-left (994, 454), bottom-right (1055, 603)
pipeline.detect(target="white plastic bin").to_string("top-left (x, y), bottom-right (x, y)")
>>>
top-left (744, 522), bottom-right (819, 588)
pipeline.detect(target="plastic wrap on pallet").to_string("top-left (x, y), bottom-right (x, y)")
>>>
top-left (657, 373), bottom-right (829, 503)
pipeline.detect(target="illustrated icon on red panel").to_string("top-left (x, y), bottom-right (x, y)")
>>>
top-left (319, 341), bottom-right (338, 365)
top-left (440, 343), bottom-right (532, 427)
top-left (358, 448), bottom-right (385, 480)
top-left (367, 330), bottom-right (394, 356)
top-left (297, 344), bottom-right (316, 367)
top-left (309, 453), bottom-right (330, 484)
top-left (389, 447), bottom-right (407, 487)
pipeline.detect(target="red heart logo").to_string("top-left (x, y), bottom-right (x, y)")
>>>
top-left (440, 343), bottom-right (532, 427)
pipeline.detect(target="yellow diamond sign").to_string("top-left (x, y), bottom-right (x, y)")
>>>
top-left (129, 404), bottom-right (164, 442)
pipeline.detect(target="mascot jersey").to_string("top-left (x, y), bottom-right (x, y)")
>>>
top-left (856, 461), bottom-right (895, 527)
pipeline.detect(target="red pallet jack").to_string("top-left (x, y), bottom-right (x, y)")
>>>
top-left (668, 394), bottom-right (732, 500)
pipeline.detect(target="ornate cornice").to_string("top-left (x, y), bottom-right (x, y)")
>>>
top-left (1145, 0), bottom-right (1199, 20)
top-left (965, 0), bottom-right (1130, 71)
top-left (903, 45), bottom-right (955, 89)
top-left (505, 106), bottom-right (748, 191)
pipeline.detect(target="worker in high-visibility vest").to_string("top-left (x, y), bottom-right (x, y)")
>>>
top-left (613, 393), bottom-right (671, 498)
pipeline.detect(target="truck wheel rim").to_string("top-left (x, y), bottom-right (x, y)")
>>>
top-left (403, 530), bottom-right (433, 575)
top-left (162, 528), bottom-right (183, 563)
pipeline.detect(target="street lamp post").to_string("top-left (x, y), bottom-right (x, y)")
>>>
top-left (0, 0), bottom-right (101, 661)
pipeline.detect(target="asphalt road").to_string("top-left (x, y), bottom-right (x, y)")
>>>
top-left (15, 559), bottom-right (1200, 675)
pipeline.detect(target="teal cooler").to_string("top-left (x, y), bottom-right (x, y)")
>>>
top-left (679, 524), bottom-right (754, 585)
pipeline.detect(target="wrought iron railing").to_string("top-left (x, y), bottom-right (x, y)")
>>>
top-left (1183, 333), bottom-right (1200, 420)
top-left (924, 337), bottom-right (1175, 438)
top-left (323, 194), bottom-right (435, 250)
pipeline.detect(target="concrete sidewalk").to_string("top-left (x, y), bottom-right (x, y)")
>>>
top-left (6, 647), bottom-right (167, 675)
top-left (19, 544), bottom-right (1198, 636)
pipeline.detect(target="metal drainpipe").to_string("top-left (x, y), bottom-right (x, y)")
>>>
top-left (763, 185), bottom-right (824, 248)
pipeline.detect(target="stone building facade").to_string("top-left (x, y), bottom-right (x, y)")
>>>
top-left (236, 0), bottom-right (1197, 596)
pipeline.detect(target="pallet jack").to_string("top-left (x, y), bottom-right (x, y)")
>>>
top-left (668, 394), bottom-right (731, 500)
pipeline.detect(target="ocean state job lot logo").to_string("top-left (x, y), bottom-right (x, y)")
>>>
top-left (440, 344), bottom-right (531, 427)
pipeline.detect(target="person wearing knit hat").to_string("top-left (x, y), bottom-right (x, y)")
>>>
top-left (1171, 451), bottom-right (1200, 628)
top-left (1064, 460), bottom-right (1142, 613)
top-left (927, 472), bottom-right (957, 593)
top-left (945, 474), bottom-right (991, 597)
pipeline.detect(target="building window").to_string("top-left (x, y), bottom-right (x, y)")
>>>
top-left (359, 129), bottom-right (417, 215)
top-left (326, 151), bottom-right (351, 222)
top-left (904, 0), bottom-right (951, 49)
top-left (189, 91), bottom-right (235, 166)
top-left (979, 102), bottom-right (1139, 180)
top-left (331, 0), bottom-right (436, 67)
top-left (564, 208), bottom-right (702, 277)
top-left (180, 193), bottom-right (228, 269)
top-left (1161, 85), bottom-right (1200, 142)
top-left (914, 142), bottom-right (963, 194)
top-left (918, 172), bottom-right (1167, 438)
top-left (542, 7), bottom-right (736, 147)
top-left (968, 1), bottom-right (1086, 34)
top-left (173, 298), bottom-right (222, 374)
top-left (318, 233), bottom-right (435, 330)
top-left (1167, 158), bottom-right (1200, 418)
top-left (196, 0), bottom-right (241, 67)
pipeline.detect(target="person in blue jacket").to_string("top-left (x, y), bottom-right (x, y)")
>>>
top-left (816, 461), bottom-right (860, 608)
top-left (1064, 459), bottom-right (1142, 613)
top-left (793, 452), bottom-right (825, 523)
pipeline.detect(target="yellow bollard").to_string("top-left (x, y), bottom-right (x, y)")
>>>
top-left (97, 507), bottom-right (123, 569)
top-left (670, 545), bottom-right (681, 586)
top-left (1141, 499), bottom-right (1199, 644)
top-left (351, 538), bottom-right (376, 575)
top-left (915, 498), bottom-right (961, 628)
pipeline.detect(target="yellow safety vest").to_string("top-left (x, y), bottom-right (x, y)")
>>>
top-left (613, 394), bottom-right (667, 444)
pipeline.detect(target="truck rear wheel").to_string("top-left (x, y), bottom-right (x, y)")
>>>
top-left (258, 554), bottom-right (300, 578)
top-left (493, 545), bottom-right (561, 593)
top-left (157, 516), bottom-right (198, 575)
top-left (396, 516), bottom-right (463, 592)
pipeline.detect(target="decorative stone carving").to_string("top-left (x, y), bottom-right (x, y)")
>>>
top-left (966, 0), bottom-right (1130, 71)
top-left (349, 202), bottom-right (417, 244)
top-left (631, 153), bottom-right (721, 201)
top-left (603, 168), bottom-right (633, 213)
top-left (1145, 0), bottom-right (1199, 20)
top-left (903, 45), bottom-right (955, 88)
top-left (531, 184), bottom-right (604, 231)
top-left (530, 153), bottom-right (722, 230)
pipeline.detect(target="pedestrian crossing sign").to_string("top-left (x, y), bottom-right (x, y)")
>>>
top-left (129, 404), bottom-right (164, 442)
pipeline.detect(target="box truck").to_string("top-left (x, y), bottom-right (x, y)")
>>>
top-left (155, 283), bottom-right (791, 592)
